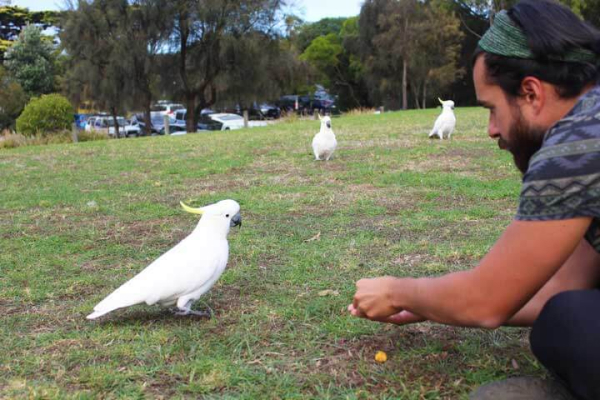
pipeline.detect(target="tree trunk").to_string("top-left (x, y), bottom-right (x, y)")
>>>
top-left (422, 81), bottom-right (427, 109)
top-left (143, 92), bottom-right (152, 136)
top-left (402, 58), bottom-right (408, 110)
top-left (243, 109), bottom-right (249, 128)
top-left (185, 94), bottom-right (196, 133)
top-left (411, 80), bottom-right (420, 109)
top-left (111, 107), bottom-right (120, 138)
top-left (143, 108), bottom-right (152, 136)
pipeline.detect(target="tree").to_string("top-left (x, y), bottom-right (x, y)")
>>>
top-left (358, 0), bottom-right (463, 110)
top-left (294, 17), bottom-right (347, 52)
top-left (300, 17), bottom-right (369, 109)
top-left (0, 65), bottom-right (26, 130)
top-left (0, 6), bottom-right (61, 61)
top-left (218, 30), bottom-right (288, 115)
top-left (361, 0), bottom-right (421, 110)
top-left (4, 24), bottom-right (56, 97)
top-left (168, 0), bottom-right (286, 132)
top-left (408, 1), bottom-right (464, 109)
top-left (61, 0), bottom-right (129, 137)
top-left (124, 0), bottom-right (172, 135)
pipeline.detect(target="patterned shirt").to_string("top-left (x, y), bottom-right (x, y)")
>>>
top-left (516, 85), bottom-right (600, 253)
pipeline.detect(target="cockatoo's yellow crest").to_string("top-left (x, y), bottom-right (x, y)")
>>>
top-left (180, 201), bottom-right (204, 215)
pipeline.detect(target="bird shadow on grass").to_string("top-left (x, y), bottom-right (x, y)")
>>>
top-left (88, 308), bottom-right (212, 328)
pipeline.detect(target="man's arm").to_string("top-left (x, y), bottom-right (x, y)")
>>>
top-left (350, 217), bottom-right (592, 328)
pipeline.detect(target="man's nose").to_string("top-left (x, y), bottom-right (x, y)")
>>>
top-left (488, 118), bottom-right (501, 139)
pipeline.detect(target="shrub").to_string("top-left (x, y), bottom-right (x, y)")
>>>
top-left (77, 129), bottom-right (109, 142)
top-left (0, 131), bottom-right (74, 150)
top-left (16, 94), bottom-right (74, 136)
top-left (0, 132), bottom-right (27, 149)
top-left (0, 67), bottom-right (27, 130)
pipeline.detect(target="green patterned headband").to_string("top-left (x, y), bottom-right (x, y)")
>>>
top-left (478, 10), bottom-right (597, 63)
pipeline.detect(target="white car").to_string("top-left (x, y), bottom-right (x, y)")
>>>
top-left (108, 117), bottom-right (141, 138)
top-left (204, 113), bottom-right (268, 131)
top-left (150, 102), bottom-right (185, 117)
top-left (84, 116), bottom-right (140, 137)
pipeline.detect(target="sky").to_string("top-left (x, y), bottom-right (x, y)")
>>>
top-left (11, 0), bottom-right (363, 22)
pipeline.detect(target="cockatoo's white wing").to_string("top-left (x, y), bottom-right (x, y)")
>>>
top-left (87, 236), bottom-right (228, 319)
top-left (312, 132), bottom-right (337, 160)
top-left (439, 112), bottom-right (456, 136)
top-left (429, 114), bottom-right (444, 136)
top-left (429, 112), bottom-right (456, 138)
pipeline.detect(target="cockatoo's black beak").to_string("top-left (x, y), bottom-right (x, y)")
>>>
top-left (326, 121), bottom-right (331, 129)
top-left (230, 213), bottom-right (242, 228)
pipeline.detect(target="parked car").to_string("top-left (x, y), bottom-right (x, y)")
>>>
top-left (84, 115), bottom-right (139, 137)
top-left (277, 93), bottom-right (337, 115)
top-left (175, 109), bottom-right (219, 131)
top-left (107, 117), bottom-right (141, 138)
top-left (159, 122), bottom-right (187, 135)
top-left (206, 113), bottom-right (246, 130)
top-left (150, 102), bottom-right (185, 117)
top-left (130, 114), bottom-right (177, 135)
top-left (224, 103), bottom-right (281, 120)
top-left (259, 103), bottom-right (281, 119)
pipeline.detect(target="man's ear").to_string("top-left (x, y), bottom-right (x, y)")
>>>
top-left (520, 76), bottom-right (545, 114)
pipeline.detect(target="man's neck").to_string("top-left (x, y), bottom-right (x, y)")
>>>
top-left (541, 82), bottom-right (595, 129)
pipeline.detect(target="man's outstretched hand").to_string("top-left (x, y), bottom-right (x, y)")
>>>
top-left (348, 277), bottom-right (426, 325)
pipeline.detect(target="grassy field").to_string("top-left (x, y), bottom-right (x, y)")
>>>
top-left (0, 108), bottom-right (546, 399)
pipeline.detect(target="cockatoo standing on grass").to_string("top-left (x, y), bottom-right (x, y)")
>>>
top-left (429, 98), bottom-right (456, 140)
top-left (312, 114), bottom-right (337, 161)
top-left (86, 200), bottom-right (242, 320)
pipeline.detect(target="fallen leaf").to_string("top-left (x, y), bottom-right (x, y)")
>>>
top-left (318, 289), bottom-right (339, 297)
top-left (305, 232), bottom-right (321, 242)
top-left (511, 359), bottom-right (519, 370)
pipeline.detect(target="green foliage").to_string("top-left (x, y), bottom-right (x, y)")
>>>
top-left (16, 93), bottom-right (73, 136)
top-left (0, 6), bottom-right (61, 60)
top-left (0, 66), bottom-right (27, 130)
top-left (4, 24), bottom-right (55, 97)
top-left (300, 33), bottom-right (343, 86)
top-left (294, 17), bottom-right (347, 52)
top-left (297, 16), bottom-right (369, 110)
top-left (360, 0), bottom-right (464, 110)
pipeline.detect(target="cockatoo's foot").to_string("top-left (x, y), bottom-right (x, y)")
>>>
top-left (172, 304), bottom-right (213, 318)
top-left (173, 309), bottom-right (212, 318)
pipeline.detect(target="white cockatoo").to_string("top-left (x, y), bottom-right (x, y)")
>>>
top-left (86, 200), bottom-right (242, 320)
top-left (429, 98), bottom-right (456, 140)
top-left (312, 114), bottom-right (337, 161)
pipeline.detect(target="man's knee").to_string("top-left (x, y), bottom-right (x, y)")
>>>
top-left (530, 290), bottom-right (593, 360)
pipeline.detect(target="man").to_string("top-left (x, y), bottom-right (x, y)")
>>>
top-left (348, 1), bottom-right (600, 399)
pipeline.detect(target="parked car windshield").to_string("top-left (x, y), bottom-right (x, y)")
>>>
top-left (215, 115), bottom-right (243, 121)
top-left (106, 117), bottom-right (127, 127)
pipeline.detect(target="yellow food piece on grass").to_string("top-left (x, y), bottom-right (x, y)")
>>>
top-left (375, 351), bottom-right (387, 363)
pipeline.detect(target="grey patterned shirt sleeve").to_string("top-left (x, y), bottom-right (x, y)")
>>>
top-left (516, 86), bottom-right (600, 252)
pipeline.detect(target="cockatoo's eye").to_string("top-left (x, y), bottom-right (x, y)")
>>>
top-left (226, 214), bottom-right (230, 218)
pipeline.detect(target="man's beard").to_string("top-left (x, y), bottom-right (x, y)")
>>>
top-left (499, 109), bottom-right (546, 175)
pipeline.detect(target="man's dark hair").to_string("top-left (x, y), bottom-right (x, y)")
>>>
top-left (473, 0), bottom-right (600, 99)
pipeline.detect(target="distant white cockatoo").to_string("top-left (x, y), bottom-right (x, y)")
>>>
top-left (312, 114), bottom-right (337, 161)
top-left (86, 200), bottom-right (242, 320)
top-left (429, 98), bottom-right (456, 140)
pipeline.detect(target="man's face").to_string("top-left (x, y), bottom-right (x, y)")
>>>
top-left (473, 56), bottom-right (546, 174)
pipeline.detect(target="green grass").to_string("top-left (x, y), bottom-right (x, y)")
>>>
top-left (0, 108), bottom-right (544, 399)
